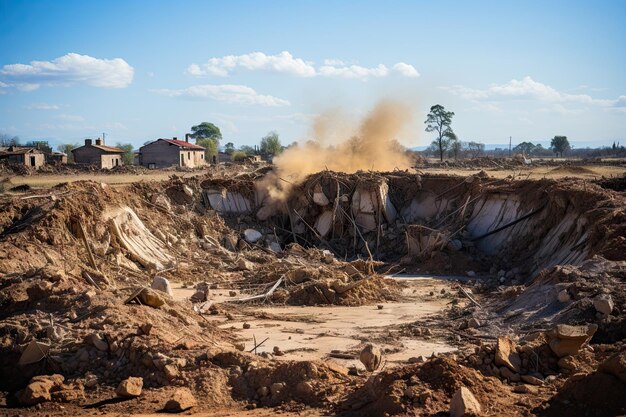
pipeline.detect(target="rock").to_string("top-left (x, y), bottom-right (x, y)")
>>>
top-left (257, 386), bottom-right (269, 397)
top-left (593, 294), bottom-right (614, 316)
top-left (513, 384), bottom-right (538, 394)
top-left (243, 323), bottom-right (251, 329)
top-left (599, 352), bottom-right (626, 383)
top-left (115, 376), bottom-right (143, 398)
top-left (377, 305), bottom-right (384, 310)
top-left (450, 387), bottom-right (482, 417)
top-left (408, 355), bottom-right (426, 364)
top-left (273, 346), bottom-right (284, 356)
top-left (164, 388), bottom-right (197, 412)
top-left (359, 344), bottom-right (382, 372)
top-left (557, 289), bottom-right (571, 303)
top-left (87, 333), bottom-right (108, 352)
top-left (164, 364), bottom-right (179, 380)
top-left (267, 241), bottom-right (282, 253)
top-left (521, 374), bottom-right (544, 386)
top-left (500, 366), bottom-right (521, 382)
top-left (557, 356), bottom-right (579, 373)
top-left (151, 276), bottom-right (173, 296)
top-left (495, 336), bottom-right (521, 372)
top-left (466, 271), bottom-right (476, 277)
top-left (467, 318), bottom-right (481, 328)
top-left (243, 229), bottom-right (262, 243)
top-left (140, 323), bottom-right (153, 335)
top-left (18, 374), bottom-right (64, 405)
top-left (236, 258), bottom-right (254, 271)
top-left (229, 290), bottom-right (237, 297)
top-left (137, 288), bottom-right (166, 308)
top-left (270, 382), bottom-right (285, 396)
top-left (321, 250), bottom-right (334, 264)
top-left (18, 340), bottom-right (51, 366)
top-left (182, 185), bottom-right (193, 197)
top-left (548, 324), bottom-right (598, 357)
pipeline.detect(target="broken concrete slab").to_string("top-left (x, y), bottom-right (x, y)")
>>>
top-left (495, 336), bottom-right (521, 373)
top-left (18, 340), bottom-right (50, 366)
top-left (548, 324), bottom-right (598, 357)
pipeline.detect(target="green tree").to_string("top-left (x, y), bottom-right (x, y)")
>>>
top-left (425, 104), bottom-right (456, 162)
top-left (57, 143), bottom-right (78, 163)
top-left (550, 136), bottom-right (571, 157)
top-left (26, 140), bottom-right (52, 153)
top-left (239, 145), bottom-right (256, 155)
top-left (190, 122), bottom-right (222, 142)
top-left (196, 138), bottom-right (218, 162)
top-left (231, 150), bottom-right (248, 162)
top-left (224, 142), bottom-right (235, 155)
top-left (260, 131), bottom-right (282, 156)
top-left (513, 141), bottom-right (537, 156)
top-left (116, 143), bottom-right (135, 165)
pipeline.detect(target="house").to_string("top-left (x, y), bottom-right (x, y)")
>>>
top-left (46, 152), bottom-right (68, 165)
top-left (0, 146), bottom-right (46, 168)
top-left (138, 136), bottom-right (206, 168)
top-left (72, 138), bottom-right (125, 169)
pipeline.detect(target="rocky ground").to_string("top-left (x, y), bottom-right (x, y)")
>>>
top-left (0, 166), bottom-right (624, 416)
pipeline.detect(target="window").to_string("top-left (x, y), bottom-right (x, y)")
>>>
top-left (188, 152), bottom-right (191, 160)
top-left (201, 154), bottom-right (204, 159)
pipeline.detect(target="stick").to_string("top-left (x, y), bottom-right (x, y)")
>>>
top-left (77, 221), bottom-right (99, 271)
top-left (456, 285), bottom-right (482, 309)
top-left (228, 276), bottom-right (284, 303)
top-left (248, 337), bottom-right (269, 354)
top-left (82, 271), bottom-right (101, 290)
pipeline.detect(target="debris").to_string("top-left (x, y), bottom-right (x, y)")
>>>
top-left (495, 336), bottom-right (521, 373)
top-left (359, 344), bottom-right (382, 372)
top-left (164, 388), bottom-right (197, 412)
top-left (598, 352), bottom-right (626, 383)
top-left (151, 276), bottom-right (173, 296)
top-left (18, 375), bottom-right (64, 405)
top-left (593, 294), bottom-right (614, 316)
top-left (243, 228), bottom-right (262, 243)
top-left (18, 340), bottom-right (50, 366)
top-left (548, 324), bottom-right (598, 357)
top-left (557, 289), bottom-right (571, 303)
top-left (135, 287), bottom-right (167, 308)
top-left (450, 386), bottom-right (482, 417)
top-left (513, 384), bottom-right (538, 394)
top-left (115, 376), bottom-right (143, 398)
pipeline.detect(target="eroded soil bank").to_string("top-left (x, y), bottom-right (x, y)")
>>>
top-left (0, 169), bottom-right (624, 416)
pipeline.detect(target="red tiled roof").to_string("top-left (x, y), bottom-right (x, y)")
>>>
top-left (160, 139), bottom-right (205, 150)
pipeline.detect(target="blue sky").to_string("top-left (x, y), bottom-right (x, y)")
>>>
top-left (0, 0), bottom-right (625, 150)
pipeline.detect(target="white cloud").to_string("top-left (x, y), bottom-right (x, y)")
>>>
top-left (188, 51), bottom-right (419, 80)
top-left (392, 62), bottom-right (420, 77)
top-left (154, 84), bottom-right (290, 107)
top-left (442, 76), bottom-right (616, 107)
top-left (25, 103), bottom-right (60, 110)
top-left (0, 53), bottom-right (134, 90)
top-left (188, 51), bottom-right (316, 77)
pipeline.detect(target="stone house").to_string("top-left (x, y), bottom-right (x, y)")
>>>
top-left (0, 146), bottom-right (46, 168)
top-left (46, 152), bottom-right (68, 164)
top-left (72, 138), bottom-right (125, 169)
top-left (138, 137), bottom-right (206, 169)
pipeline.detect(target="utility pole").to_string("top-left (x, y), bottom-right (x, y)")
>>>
top-left (509, 136), bottom-right (512, 158)
top-left (102, 132), bottom-right (106, 144)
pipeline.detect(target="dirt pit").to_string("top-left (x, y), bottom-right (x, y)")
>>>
top-left (0, 167), bottom-right (625, 416)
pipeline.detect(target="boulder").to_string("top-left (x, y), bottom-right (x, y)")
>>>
top-left (18, 374), bottom-right (64, 405)
top-left (513, 384), bottom-right (538, 394)
top-left (359, 344), bottom-right (382, 372)
top-left (593, 294), bottom-right (614, 316)
top-left (495, 336), bottom-right (521, 372)
top-left (450, 386), bottom-right (482, 417)
top-left (137, 288), bottom-right (166, 308)
top-left (164, 388), bottom-right (197, 412)
top-left (115, 376), bottom-right (143, 398)
top-left (243, 229), bottom-right (262, 243)
top-left (151, 276), bottom-right (173, 296)
top-left (557, 289), bottom-right (571, 303)
top-left (548, 324), bottom-right (598, 357)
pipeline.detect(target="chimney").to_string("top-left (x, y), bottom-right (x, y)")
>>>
top-left (173, 136), bottom-right (178, 141)
top-left (185, 133), bottom-right (191, 142)
top-left (85, 139), bottom-right (92, 146)
top-left (95, 138), bottom-right (102, 146)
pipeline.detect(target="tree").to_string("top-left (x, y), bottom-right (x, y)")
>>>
top-left (513, 141), bottom-right (537, 156)
top-left (239, 145), bottom-right (256, 155)
top-left (260, 131), bottom-right (282, 156)
top-left (550, 136), bottom-right (571, 157)
top-left (448, 134), bottom-right (462, 160)
top-left (57, 143), bottom-right (78, 163)
top-left (466, 141), bottom-right (485, 159)
top-left (425, 104), bottom-right (455, 161)
top-left (196, 138), bottom-right (218, 161)
top-left (231, 150), bottom-right (247, 162)
top-left (25, 140), bottom-right (52, 154)
top-left (224, 142), bottom-right (235, 155)
top-left (116, 143), bottom-right (135, 165)
top-left (0, 133), bottom-right (20, 146)
top-left (190, 122), bottom-right (222, 142)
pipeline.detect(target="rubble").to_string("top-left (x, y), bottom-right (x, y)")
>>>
top-left (164, 388), bottom-right (197, 412)
top-left (548, 324), bottom-right (598, 357)
top-left (450, 387), bottom-right (482, 417)
top-left (116, 376), bottom-right (143, 397)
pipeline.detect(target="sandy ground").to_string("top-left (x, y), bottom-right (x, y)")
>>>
top-left (423, 164), bottom-right (625, 180)
top-left (172, 276), bottom-right (457, 369)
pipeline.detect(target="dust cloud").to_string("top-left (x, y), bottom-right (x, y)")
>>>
top-left (261, 99), bottom-right (415, 201)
